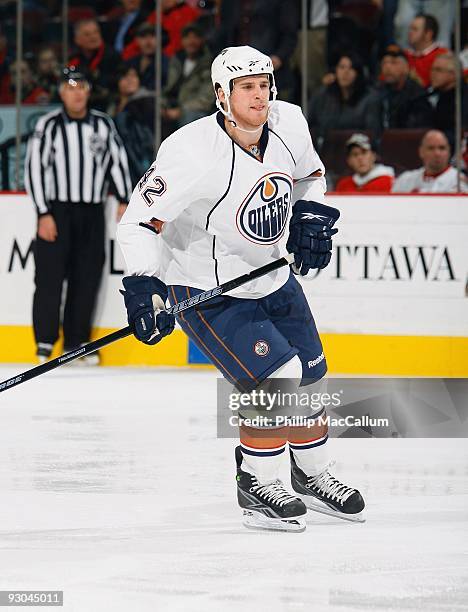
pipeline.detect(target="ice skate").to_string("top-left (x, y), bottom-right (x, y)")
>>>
top-left (290, 451), bottom-right (365, 523)
top-left (236, 446), bottom-right (306, 532)
top-left (36, 343), bottom-right (53, 364)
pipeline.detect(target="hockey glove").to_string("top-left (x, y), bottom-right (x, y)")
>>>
top-left (121, 276), bottom-right (175, 345)
top-left (286, 200), bottom-right (340, 276)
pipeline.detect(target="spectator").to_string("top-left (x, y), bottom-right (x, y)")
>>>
top-left (309, 53), bottom-right (380, 150)
top-left (392, 129), bottom-right (467, 192)
top-left (4, 60), bottom-right (49, 105)
top-left (394, 0), bottom-right (455, 49)
top-left (335, 133), bottom-right (394, 192)
top-left (149, 0), bottom-right (201, 57)
top-left (108, 64), bottom-right (141, 116)
top-left (162, 24), bottom-right (213, 129)
top-left (378, 45), bottom-right (432, 129)
top-left (426, 53), bottom-right (468, 148)
top-left (210, 0), bottom-right (299, 100)
top-left (69, 19), bottom-right (121, 111)
top-left (126, 22), bottom-right (168, 90)
top-left (36, 46), bottom-right (60, 102)
top-left (113, 65), bottom-right (155, 187)
top-left (405, 14), bottom-right (449, 87)
top-left (122, 0), bottom-right (201, 60)
top-left (104, 0), bottom-right (150, 55)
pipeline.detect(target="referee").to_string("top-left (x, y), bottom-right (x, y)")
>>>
top-left (25, 68), bottom-right (132, 363)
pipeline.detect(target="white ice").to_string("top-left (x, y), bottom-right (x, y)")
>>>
top-left (0, 366), bottom-right (467, 612)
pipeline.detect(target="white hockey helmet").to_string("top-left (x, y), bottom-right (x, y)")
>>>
top-left (211, 46), bottom-right (277, 119)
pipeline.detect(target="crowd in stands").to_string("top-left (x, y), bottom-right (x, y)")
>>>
top-left (0, 0), bottom-right (466, 191)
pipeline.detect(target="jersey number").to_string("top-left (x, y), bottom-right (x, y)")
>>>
top-left (139, 167), bottom-right (167, 207)
top-left (142, 178), bottom-right (167, 206)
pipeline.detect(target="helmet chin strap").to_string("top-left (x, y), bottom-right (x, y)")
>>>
top-left (228, 120), bottom-right (265, 135)
top-left (217, 96), bottom-right (269, 136)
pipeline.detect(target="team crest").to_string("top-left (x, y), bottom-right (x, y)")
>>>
top-left (254, 340), bottom-right (270, 357)
top-left (236, 173), bottom-right (293, 244)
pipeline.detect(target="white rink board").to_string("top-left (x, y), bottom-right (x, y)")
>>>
top-left (0, 194), bottom-right (467, 336)
top-left (301, 195), bottom-right (468, 336)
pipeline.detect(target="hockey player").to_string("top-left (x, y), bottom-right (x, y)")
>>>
top-left (117, 46), bottom-right (365, 532)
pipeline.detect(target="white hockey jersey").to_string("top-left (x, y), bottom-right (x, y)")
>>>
top-left (392, 166), bottom-right (467, 193)
top-left (117, 101), bottom-right (326, 298)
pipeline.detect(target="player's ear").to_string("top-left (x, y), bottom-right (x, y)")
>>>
top-left (217, 85), bottom-right (227, 111)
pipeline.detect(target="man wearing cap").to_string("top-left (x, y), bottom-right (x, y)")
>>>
top-left (335, 134), bottom-right (395, 193)
top-left (25, 69), bottom-right (132, 364)
top-left (378, 44), bottom-right (432, 129)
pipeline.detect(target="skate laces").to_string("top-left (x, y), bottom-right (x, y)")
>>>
top-left (250, 478), bottom-right (298, 507)
top-left (307, 470), bottom-right (355, 505)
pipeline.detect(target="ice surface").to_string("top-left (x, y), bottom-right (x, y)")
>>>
top-left (0, 366), bottom-right (467, 612)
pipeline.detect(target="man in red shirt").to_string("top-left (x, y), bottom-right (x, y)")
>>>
top-left (69, 19), bottom-right (121, 111)
top-left (335, 133), bottom-right (395, 193)
top-left (405, 14), bottom-right (448, 88)
top-left (122, 0), bottom-right (201, 60)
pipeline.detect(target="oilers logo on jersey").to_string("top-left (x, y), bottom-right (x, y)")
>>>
top-left (236, 173), bottom-right (293, 244)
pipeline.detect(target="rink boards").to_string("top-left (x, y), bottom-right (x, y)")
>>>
top-left (0, 193), bottom-right (467, 375)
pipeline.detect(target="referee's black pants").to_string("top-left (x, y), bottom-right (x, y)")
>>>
top-left (33, 202), bottom-right (105, 350)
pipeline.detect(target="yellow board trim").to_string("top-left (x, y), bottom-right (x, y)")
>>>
top-left (320, 333), bottom-right (468, 377)
top-left (0, 326), bottom-right (187, 366)
top-left (0, 326), bottom-right (467, 376)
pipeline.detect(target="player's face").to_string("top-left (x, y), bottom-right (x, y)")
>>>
top-left (347, 147), bottom-right (375, 175)
top-left (419, 132), bottom-right (450, 174)
top-left (227, 75), bottom-right (270, 128)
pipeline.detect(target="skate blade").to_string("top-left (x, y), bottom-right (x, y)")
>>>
top-left (242, 510), bottom-right (306, 533)
top-left (299, 496), bottom-right (366, 523)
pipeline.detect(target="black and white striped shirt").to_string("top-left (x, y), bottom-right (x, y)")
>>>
top-left (25, 107), bottom-right (132, 215)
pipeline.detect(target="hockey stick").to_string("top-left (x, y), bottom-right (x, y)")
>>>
top-left (0, 253), bottom-right (295, 393)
